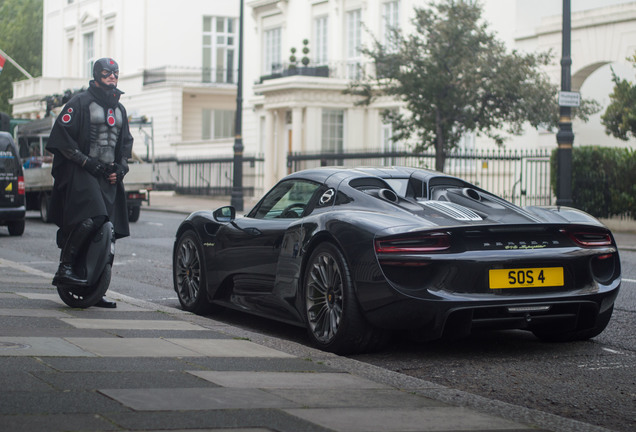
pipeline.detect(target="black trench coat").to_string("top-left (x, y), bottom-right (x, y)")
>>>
top-left (46, 82), bottom-right (133, 239)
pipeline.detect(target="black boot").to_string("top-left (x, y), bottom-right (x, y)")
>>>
top-left (53, 219), bottom-right (97, 286)
top-left (94, 297), bottom-right (117, 308)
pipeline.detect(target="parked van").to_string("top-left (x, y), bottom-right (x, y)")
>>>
top-left (0, 131), bottom-right (26, 236)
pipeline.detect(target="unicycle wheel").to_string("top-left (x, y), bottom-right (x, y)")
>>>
top-left (56, 264), bottom-right (112, 308)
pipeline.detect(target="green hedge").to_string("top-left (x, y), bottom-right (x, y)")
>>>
top-left (551, 146), bottom-right (636, 218)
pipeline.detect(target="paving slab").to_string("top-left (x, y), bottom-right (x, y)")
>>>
top-left (0, 390), bottom-right (128, 415)
top-left (39, 356), bottom-right (199, 372)
top-left (0, 337), bottom-right (95, 357)
top-left (0, 356), bottom-right (55, 372)
top-left (166, 338), bottom-right (295, 358)
top-left (104, 409), bottom-right (331, 432)
top-left (0, 308), bottom-right (70, 318)
top-left (0, 371), bottom-right (56, 391)
top-left (0, 413), bottom-right (120, 432)
top-left (266, 387), bottom-right (449, 408)
top-left (190, 371), bottom-right (388, 389)
top-left (183, 356), bottom-right (336, 372)
top-left (33, 370), bottom-right (219, 390)
top-left (17, 292), bottom-right (146, 311)
top-left (64, 337), bottom-right (201, 357)
top-left (99, 387), bottom-right (299, 411)
top-left (284, 407), bottom-right (535, 432)
top-left (60, 318), bottom-right (210, 331)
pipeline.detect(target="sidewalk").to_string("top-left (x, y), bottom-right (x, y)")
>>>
top-left (1, 261), bottom-right (613, 432)
top-left (0, 192), bottom-right (623, 432)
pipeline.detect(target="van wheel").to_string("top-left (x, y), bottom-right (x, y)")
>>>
top-left (128, 205), bottom-right (140, 222)
top-left (40, 194), bottom-right (50, 223)
top-left (8, 220), bottom-right (25, 236)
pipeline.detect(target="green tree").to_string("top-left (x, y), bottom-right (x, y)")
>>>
top-left (601, 53), bottom-right (636, 141)
top-left (350, 0), bottom-right (597, 172)
top-left (0, 0), bottom-right (43, 114)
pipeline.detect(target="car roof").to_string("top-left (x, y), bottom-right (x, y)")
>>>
top-left (285, 166), bottom-right (459, 185)
top-left (0, 131), bottom-right (19, 154)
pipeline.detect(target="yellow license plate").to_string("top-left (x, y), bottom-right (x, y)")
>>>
top-left (489, 267), bottom-right (564, 289)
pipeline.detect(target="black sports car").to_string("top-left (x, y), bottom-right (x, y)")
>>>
top-left (172, 166), bottom-right (620, 354)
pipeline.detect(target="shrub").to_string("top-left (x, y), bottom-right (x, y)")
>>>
top-left (551, 146), bottom-right (636, 218)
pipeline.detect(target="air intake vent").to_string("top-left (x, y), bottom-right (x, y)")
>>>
top-left (421, 201), bottom-right (483, 221)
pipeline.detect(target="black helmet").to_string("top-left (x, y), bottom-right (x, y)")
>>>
top-left (93, 58), bottom-right (119, 88)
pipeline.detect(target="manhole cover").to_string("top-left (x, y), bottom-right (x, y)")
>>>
top-left (0, 341), bottom-right (30, 350)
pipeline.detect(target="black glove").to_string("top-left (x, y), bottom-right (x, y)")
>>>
top-left (83, 157), bottom-right (106, 178)
top-left (110, 163), bottom-right (127, 182)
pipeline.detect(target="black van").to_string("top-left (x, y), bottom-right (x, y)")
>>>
top-left (0, 131), bottom-right (25, 236)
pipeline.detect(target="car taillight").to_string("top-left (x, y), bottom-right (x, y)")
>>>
top-left (563, 230), bottom-right (612, 247)
top-left (375, 232), bottom-right (450, 254)
top-left (17, 176), bottom-right (25, 195)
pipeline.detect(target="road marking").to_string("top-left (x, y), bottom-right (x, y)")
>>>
top-left (0, 258), bottom-right (52, 278)
top-left (578, 362), bottom-right (632, 371)
top-left (623, 278), bottom-right (636, 283)
top-left (602, 348), bottom-right (624, 355)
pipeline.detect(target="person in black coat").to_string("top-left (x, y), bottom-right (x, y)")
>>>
top-left (46, 58), bottom-right (133, 308)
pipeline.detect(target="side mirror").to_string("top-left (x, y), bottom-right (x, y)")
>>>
top-left (213, 206), bottom-right (236, 223)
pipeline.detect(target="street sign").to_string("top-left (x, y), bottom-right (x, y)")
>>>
top-left (558, 91), bottom-right (581, 107)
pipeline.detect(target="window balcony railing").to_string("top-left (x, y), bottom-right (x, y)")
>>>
top-left (257, 60), bottom-right (377, 84)
top-left (259, 64), bottom-right (329, 83)
top-left (143, 66), bottom-right (238, 86)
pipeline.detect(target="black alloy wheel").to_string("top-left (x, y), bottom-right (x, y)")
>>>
top-left (173, 230), bottom-right (213, 314)
top-left (304, 242), bottom-right (389, 354)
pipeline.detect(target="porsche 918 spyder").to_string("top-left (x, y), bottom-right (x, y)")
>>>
top-left (172, 166), bottom-right (620, 354)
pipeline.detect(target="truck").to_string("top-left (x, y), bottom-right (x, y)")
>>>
top-left (15, 117), bottom-right (154, 223)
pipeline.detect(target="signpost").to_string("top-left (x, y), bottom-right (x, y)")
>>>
top-left (556, 0), bottom-right (573, 207)
top-left (558, 91), bottom-right (581, 107)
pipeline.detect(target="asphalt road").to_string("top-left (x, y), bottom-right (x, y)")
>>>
top-left (3, 210), bottom-right (635, 432)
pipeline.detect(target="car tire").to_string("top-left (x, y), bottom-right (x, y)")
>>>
top-left (173, 229), bottom-right (214, 314)
top-left (303, 242), bottom-right (389, 354)
top-left (7, 220), bottom-right (25, 236)
top-left (532, 305), bottom-right (614, 342)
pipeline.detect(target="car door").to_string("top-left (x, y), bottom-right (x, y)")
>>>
top-left (217, 179), bottom-right (321, 299)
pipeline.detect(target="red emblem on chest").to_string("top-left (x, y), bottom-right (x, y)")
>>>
top-left (107, 108), bottom-right (116, 126)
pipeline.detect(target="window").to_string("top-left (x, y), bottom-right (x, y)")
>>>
top-left (314, 16), bottom-right (328, 65)
top-left (251, 180), bottom-right (320, 219)
top-left (203, 16), bottom-right (236, 83)
top-left (106, 26), bottom-right (115, 57)
top-left (202, 109), bottom-right (235, 140)
top-left (83, 32), bottom-right (94, 78)
top-left (322, 109), bottom-right (344, 153)
top-left (382, 1), bottom-right (400, 53)
top-left (346, 9), bottom-right (362, 80)
top-left (263, 27), bottom-right (282, 74)
top-left (66, 37), bottom-right (75, 76)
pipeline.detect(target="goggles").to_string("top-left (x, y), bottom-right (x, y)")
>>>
top-left (101, 70), bottom-right (119, 79)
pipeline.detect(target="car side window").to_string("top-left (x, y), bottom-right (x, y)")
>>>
top-left (252, 180), bottom-right (320, 219)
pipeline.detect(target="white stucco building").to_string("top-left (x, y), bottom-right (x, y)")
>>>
top-left (11, 0), bottom-right (240, 161)
top-left (9, 0), bottom-right (636, 192)
top-left (240, 0), bottom-right (636, 189)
